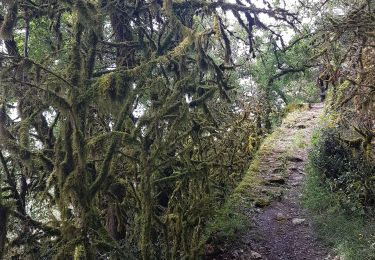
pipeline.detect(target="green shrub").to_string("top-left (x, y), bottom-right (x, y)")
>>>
top-left (303, 127), bottom-right (375, 259)
top-left (309, 128), bottom-right (375, 210)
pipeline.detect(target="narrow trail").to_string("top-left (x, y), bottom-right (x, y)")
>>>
top-left (216, 104), bottom-right (332, 260)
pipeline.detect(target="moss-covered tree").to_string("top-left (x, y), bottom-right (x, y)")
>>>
top-left (0, 0), bottom-right (298, 258)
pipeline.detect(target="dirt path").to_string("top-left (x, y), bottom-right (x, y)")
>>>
top-left (214, 104), bottom-right (331, 260)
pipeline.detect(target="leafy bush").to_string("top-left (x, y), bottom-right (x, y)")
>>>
top-left (303, 127), bottom-right (375, 259)
top-left (309, 128), bottom-right (375, 210)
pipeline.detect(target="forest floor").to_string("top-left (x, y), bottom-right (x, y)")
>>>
top-left (211, 103), bottom-right (335, 260)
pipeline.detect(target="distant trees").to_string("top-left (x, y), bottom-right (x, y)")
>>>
top-left (248, 31), bottom-right (321, 129)
top-left (0, 0), bottom-right (298, 258)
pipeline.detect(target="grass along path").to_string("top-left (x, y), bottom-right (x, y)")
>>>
top-left (206, 103), bottom-right (334, 260)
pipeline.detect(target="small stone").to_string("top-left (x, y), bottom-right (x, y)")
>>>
top-left (292, 218), bottom-right (305, 225)
top-left (275, 212), bottom-right (287, 221)
top-left (232, 250), bottom-right (239, 257)
top-left (250, 250), bottom-right (262, 259)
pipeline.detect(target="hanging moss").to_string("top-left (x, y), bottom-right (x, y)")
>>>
top-left (0, 1), bottom-right (302, 259)
top-left (0, 1), bottom-right (17, 40)
top-left (73, 245), bottom-right (84, 260)
top-left (97, 72), bottom-right (131, 103)
top-left (18, 120), bottom-right (29, 148)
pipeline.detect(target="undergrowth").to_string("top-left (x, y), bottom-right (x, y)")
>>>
top-left (302, 128), bottom-right (375, 260)
top-left (203, 153), bottom-right (261, 246)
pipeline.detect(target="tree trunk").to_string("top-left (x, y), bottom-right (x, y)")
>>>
top-left (0, 205), bottom-right (9, 258)
top-left (140, 163), bottom-right (153, 260)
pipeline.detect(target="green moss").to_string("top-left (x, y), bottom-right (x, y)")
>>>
top-left (334, 80), bottom-right (351, 106)
top-left (254, 197), bottom-right (272, 207)
top-left (284, 102), bottom-right (310, 115)
top-left (74, 244), bottom-right (85, 260)
top-left (18, 120), bottom-right (30, 148)
top-left (98, 73), bottom-right (116, 99)
top-left (203, 131), bottom-right (277, 244)
top-left (293, 132), bottom-right (307, 149)
top-left (205, 201), bottom-right (248, 243)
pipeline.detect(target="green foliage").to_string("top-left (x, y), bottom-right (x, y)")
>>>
top-left (203, 163), bottom-right (257, 246)
top-left (251, 33), bottom-right (319, 102)
top-left (245, 32), bottom-right (321, 131)
top-left (204, 197), bottom-right (248, 244)
top-left (309, 127), bottom-right (375, 209)
top-left (303, 127), bottom-right (375, 259)
top-left (303, 156), bottom-right (375, 259)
